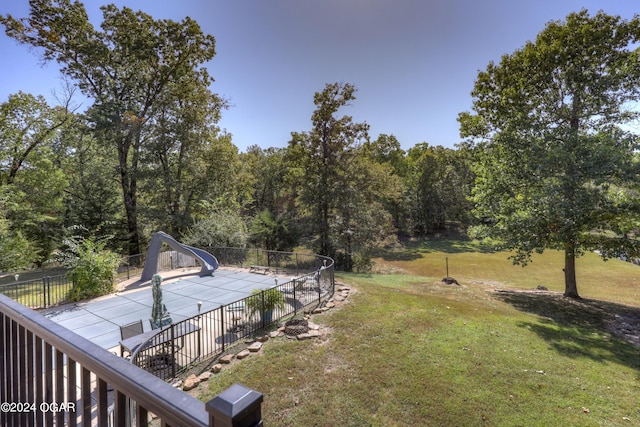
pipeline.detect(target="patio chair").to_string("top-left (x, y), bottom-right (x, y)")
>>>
top-left (120, 319), bottom-right (144, 340)
top-left (120, 320), bottom-right (144, 358)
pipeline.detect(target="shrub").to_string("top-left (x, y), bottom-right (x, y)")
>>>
top-left (0, 228), bottom-right (39, 272)
top-left (353, 250), bottom-right (375, 273)
top-left (57, 235), bottom-right (121, 302)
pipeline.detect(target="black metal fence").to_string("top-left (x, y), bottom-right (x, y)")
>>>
top-left (0, 275), bottom-right (70, 310)
top-left (117, 253), bottom-right (146, 280)
top-left (0, 248), bottom-right (332, 310)
top-left (131, 262), bottom-right (335, 380)
top-left (200, 246), bottom-right (330, 276)
top-left (0, 254), bottom-right (147, 310)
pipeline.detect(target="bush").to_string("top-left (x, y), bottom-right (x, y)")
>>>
top-left (353, 250), bottom-right (375, 273)
top-left (57, 235), bottom-right (121, 302)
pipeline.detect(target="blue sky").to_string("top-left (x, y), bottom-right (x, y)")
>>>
top-left (1, 1), bottom-right (638, 152)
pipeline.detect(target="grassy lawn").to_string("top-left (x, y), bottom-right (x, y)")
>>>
top-left (0, 266), bottom-right (68, 286)
top-left (0, 267), bottom-right (71, 308)
top-left (199, 239), bottom-right (640, 426)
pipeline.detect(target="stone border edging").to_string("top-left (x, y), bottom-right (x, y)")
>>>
top-left (176, 284), bottom-right (352, 392)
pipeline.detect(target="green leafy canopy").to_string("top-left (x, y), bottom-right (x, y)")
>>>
top-left (458, 10), bottom-right (640, 297)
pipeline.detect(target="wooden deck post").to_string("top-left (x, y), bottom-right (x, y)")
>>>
top-left (205, 383), bottom-right (263, 427)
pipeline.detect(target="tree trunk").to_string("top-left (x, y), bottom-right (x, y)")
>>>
top-left (563, 242), bottom-right (580, 298)
top-left (123, 190), bottom-right (140, 256)
top-left (320, 198), bottom-right (330, 255)
top-left (118, 135), bottom-right (141, 256)
top-left (563, 99), bottom-right (581, 299)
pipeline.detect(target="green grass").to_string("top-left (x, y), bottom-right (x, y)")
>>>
top-left (378, 237), bottom-right (640, 305)
top-left (199, 239), bottom-right (640, 426)
top-left (0, 266), bottom-right (67, 286)
top-left (0, 267), bottom-right (71, 308)
top-left (0, 263), bottom-right (137, 308)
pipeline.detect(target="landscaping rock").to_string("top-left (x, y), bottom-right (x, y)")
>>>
top-left (183, 374), bottom-right (200, 391)
top-left (236, 350), bottom-right (251, 359)
top-left (211, 364), bottom-right (222, 373)
top-left (247, 342), bottom-right (263, 352)
top-left (269, 330), bottom-right (282, 338)
top-left (296, 333), bottom-right (313, 340)
top-left (219, 354), bottom-right (234, 364)
top-left (198, 372), bottom-right (212, 382)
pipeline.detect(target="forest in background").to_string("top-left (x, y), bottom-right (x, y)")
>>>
top-left (0, 79), bottom-right (474, 273)
top-left (2, 3), bottom-right (640, 299)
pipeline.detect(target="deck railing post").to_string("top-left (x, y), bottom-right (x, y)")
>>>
top-left (206, 383), bottom-right (263, 427)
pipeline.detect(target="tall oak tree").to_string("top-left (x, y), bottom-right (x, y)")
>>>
top-left (2, 0), bottom-right (220, 254)
top-left (459, 10), bottom-right (640, 298)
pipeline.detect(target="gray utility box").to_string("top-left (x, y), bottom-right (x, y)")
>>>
top-left (206, 383), bottom-right (264, 427)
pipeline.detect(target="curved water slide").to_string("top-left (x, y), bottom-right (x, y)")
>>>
top-left (140, 231), bottom-right (219, 281)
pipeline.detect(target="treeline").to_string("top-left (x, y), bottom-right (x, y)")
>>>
top-left (4, 3), bottom-right (640, 297)
top-left (0, 1), bottom-right (471, 273)
top-left (0, 82), bottom-right (474, 273)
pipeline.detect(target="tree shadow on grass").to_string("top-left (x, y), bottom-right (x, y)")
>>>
top-left (493, 290), bottom-right (640, 371)
top-left (420, 238), bottom-right (496, 254)
top-left (376, 236), bottom-right (496, 262)
top-left (374, 244), bottom-right (423, 262)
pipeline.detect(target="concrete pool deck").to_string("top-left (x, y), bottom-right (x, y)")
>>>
top-left (42, 267), bottom-right (287, 352)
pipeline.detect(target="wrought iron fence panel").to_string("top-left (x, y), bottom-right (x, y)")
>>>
top-left (3, 255), bottom-right (144, 309)
top-left (116, 253), bottom-right (145, 280)
top-left (204, 247), bottom-right (247, 267)
top-left (199, 247), bottom-right (333, 277)
top-left (128, 258), bottom-right (335, 380)
top-left (0, 275), bottom-right (73, 309)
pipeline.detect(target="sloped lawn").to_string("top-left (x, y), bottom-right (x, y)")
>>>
top-left (200, 241), bottom-right (640, 426)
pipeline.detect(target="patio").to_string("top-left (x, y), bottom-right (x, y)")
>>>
top-left (41, 267), bottom-right (287, 352)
